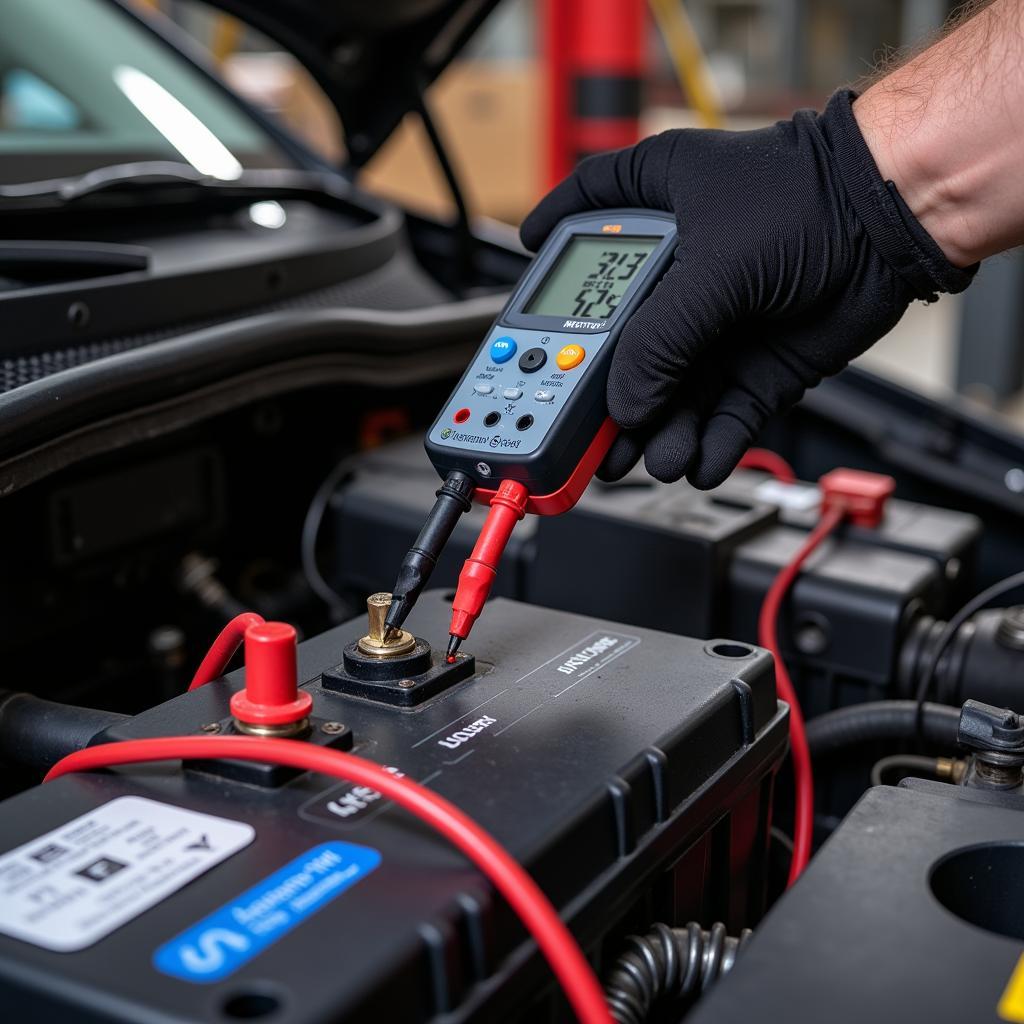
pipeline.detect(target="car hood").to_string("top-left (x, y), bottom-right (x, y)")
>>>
top-left (197, 0), bottom-right (503, 167)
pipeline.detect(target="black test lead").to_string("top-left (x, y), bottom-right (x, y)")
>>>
top-left (382, 469), bottom-right (475, 639)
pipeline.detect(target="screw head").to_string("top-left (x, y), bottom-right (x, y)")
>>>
top-left (476, 462), bottom-right (492, 477)
top-left (200, 722), bottom-right (221, 734)
top-left (321, 721), bottom-right (346, 735)
top-left (398, 679), bottom-right (416, 689)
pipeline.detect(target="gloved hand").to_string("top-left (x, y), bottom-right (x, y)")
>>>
top-left (520, 91), bottom-right (975, 488)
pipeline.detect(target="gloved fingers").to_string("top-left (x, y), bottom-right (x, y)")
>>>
top-left (686, 338), bottom-right (813, 489)
top-left (520, 135), bottom-right (678, 251)
top-left (607, 252), bottom-right (736, 431)
top-left (596, 429), bottom-right (646, 482)
top-left (688, 397), bottom-right (761, 490)
top-left (602, 360), bottom-right (719, 483)
top-left (641, 403), bottom-right (701, 483)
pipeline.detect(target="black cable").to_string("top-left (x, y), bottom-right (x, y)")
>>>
top-left (806, 700), bottom-right (961, 758)
top-left (603, 922), bottom-right (751, 1024)
top-left (0, 691), bottom-right (127, 771)
top-left (869, 753), bottom-right (942, 788)
top-left (300, 455), bottom-right (359, 614)
top-left (913, 570), bottom-right (1024, 737)
top-left (412, 86), bottom-right (475, 290)
top-left (383, 469), bottom-right (475, 635)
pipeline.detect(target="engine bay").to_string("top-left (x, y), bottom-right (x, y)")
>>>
top-left (4, 3), bottom-right (1024, 1021)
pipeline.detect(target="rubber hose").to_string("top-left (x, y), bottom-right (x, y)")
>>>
top-left (603, 921), bottom-right (751, 1024)
top-left (0, 691), bottom-right (128, 771)
top-left (806, 700), bottom-right (960, 759)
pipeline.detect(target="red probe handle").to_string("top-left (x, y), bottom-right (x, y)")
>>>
top-left (450, 479), bottom-right (529, 642)
top-left (472, 417), bottom-right (619, 517)
top-left (450, 419), bottom-right (618, 647)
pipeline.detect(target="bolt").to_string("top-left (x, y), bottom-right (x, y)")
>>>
top-left (974, 755), bottom-right (1023, 789)
top-left (794, 621), bottom-right (829, 656)
top-left (200, 722), bottom-right (222, 734)
top-left (398, 679), bottom-right (416, 689)
top-left (321, 721), bottom-right (346, 735)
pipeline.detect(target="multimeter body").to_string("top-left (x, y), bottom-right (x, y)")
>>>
top-left (425, 210), bottom-right (677, 497)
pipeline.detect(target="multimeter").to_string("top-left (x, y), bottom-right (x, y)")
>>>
top-left (384, 209), bottom-right (676, 651)
top-left (425, 209), bottom-right (676, 502)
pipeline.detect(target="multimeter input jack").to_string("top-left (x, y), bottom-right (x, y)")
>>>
top-left (484, 411), bottom-right (501, 428)
top-left (516, 415), bottom-right (534, 431)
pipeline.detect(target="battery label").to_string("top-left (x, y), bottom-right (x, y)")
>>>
top-left (153, 841), bottom-right (380, 983)
top-left (0, 796), bottom-right (254, 952)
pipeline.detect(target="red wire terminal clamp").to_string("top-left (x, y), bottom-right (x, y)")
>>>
top-left (758, 465), bottom-right (894, 887)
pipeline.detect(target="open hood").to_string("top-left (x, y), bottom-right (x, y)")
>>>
top-left (197, 0), bottom-right (504, 166)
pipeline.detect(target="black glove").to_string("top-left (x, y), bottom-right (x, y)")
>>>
top-left (520, 90), bottom-right (975, 488)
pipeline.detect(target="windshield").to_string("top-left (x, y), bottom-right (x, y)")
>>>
top-left (0, 0), bottom-right (292, 184)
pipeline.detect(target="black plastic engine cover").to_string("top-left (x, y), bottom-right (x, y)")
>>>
top-left (0, 594), bottom-right (786, 1023)
top-left (689, 780), bottom-right (1024, 1023)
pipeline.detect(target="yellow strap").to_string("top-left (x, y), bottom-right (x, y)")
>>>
top-left (647, 0), bottom-right (724, 129)
top-left (998, 953), bottom-right (1024, 1022)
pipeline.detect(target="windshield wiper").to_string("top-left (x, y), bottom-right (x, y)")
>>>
top-left (0, 161), bottom-right (340, 211)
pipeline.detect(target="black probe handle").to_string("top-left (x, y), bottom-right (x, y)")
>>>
top-left (384, 470), bottom-right (475, 632)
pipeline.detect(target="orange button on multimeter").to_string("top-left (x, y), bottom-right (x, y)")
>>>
top-left (556, 344), bottom-right (586, 370)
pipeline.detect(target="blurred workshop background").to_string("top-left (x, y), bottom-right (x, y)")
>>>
top-left (124, 0), bottom-right (1023, 421)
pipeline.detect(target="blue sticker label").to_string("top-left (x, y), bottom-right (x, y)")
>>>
top-left (153, 841), bottom-right (380, 983)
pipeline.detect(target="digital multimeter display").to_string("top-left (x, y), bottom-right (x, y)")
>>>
top-left (523, 235), bottom-right (660, 321)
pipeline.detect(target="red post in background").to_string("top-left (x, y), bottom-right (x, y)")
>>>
top-left (542, 0), bottom-right (647, 189)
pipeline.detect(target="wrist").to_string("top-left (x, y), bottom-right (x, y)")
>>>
top-left (853, 86), bottom-right (977, 267)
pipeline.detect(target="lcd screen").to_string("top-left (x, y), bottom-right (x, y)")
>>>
top-left (523, 235), bottom-right (659, 320)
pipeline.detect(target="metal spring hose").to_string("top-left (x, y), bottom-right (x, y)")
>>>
top-left (603, 921), bottom-right (751, 1024)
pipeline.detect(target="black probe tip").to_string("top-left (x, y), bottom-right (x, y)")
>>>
top-left (383, 596), bottom-right (406, 633)
top-left (445, 634), bottom-right (462, 664)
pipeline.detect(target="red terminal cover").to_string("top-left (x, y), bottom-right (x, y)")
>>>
top-left (819, 468), bottom-right (896, 528)
top-left (230, 621), bottom-right (313, 726)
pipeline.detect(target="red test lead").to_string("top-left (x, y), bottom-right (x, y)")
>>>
top-left (446, 479), bottom-right (530, 661)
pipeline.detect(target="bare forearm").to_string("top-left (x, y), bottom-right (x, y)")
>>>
top-left (854, 0), bottom-right (1024, 266)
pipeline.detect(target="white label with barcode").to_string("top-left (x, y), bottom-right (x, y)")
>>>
top-left (0, 796), bottom-right (254, 952)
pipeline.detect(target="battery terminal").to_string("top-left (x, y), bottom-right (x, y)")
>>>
top-left (359, 593), bottom-right (416, 658)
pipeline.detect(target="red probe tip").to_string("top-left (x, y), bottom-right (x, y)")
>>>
top-left (445, 634), bottom-right (462, 663)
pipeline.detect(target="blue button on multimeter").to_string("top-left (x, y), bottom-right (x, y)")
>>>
top-left (490, 336), bottom-right (517, 363)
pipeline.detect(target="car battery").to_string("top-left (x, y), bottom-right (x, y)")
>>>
top-left (331, 438), bottom-right (980, 711)
top-left (688, 780), bottom-right (1024, 1024)
top-left (0, 593), bottom-right (787, 1023)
